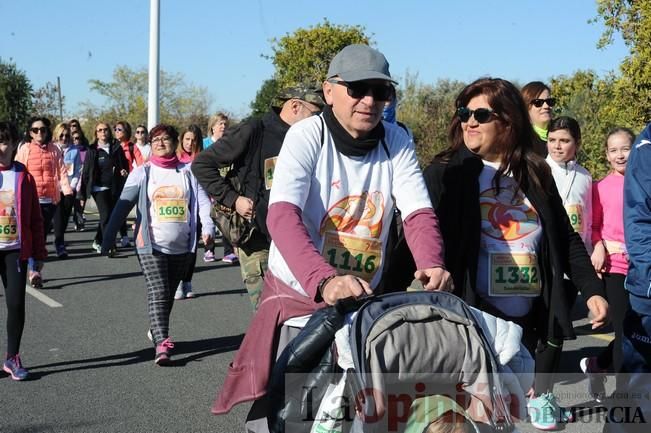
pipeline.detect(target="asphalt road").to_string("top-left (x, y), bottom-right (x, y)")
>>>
top-left (0, 216), bottom-right (620, 433)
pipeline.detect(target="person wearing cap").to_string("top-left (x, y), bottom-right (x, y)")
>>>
top-left (211, 44), bottom-right (452, 431)
top-left (192, 84), bottom-right (323, 310)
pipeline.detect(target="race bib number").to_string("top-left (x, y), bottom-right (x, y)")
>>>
top-left (65, 162), bottom-right (74, 176)
top-left (0, 215), bottom-right (18, 243)
top-left (565, 204), bottom-right (583, 233)
top-left (489, 252), bottom-right (541, 297)
top-left (264, 157), bottom-right (277, 190)
top-left (155, 198), bottom-right (188, 223)
top-left (321, 231), bottom-right (382, 283)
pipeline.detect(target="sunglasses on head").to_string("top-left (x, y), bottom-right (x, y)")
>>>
top-left (531, 98), bottom-right (556, 108)
top-left (456, 107), bottom-right (497, 124)
top-left (328, 79), bottom-right (394, 102)
top-left (30, 127), bottom-right (48, 134)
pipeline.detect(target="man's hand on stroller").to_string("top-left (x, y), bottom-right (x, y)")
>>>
top-left (320, 275), bottom-right (373, 305)
top-left (414, 266), bottom-right (454, 292)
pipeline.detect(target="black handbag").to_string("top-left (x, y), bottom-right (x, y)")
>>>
top-left (212, 173), bottom-right (255, 247)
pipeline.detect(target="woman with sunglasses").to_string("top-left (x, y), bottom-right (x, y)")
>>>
top-left (15, 117), bottom-right (74, 288)
top-left (51, 122), bottom-right (82, 258)
top-left (0, 121), bottom-right (47, 381)
top-left (418, 78), bottom-right (608, 431)
top-left (99, 124), bottom-right (214, 365)
top-left (79, 122), bottom-right (129, 254)
top-left (134, 124), bottom-right (151, 163)
top-left (521, 81), bottom-right (555, 157)
top-left (114, 121), bottom-right (143, 248)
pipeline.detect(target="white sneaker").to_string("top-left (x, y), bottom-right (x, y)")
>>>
top-left (173, 281), bottom-right (184, 300)
top-left (92, 240), bottom-right (101, 253)
top-left (120, 236), bottom-right (131, 248)
top-left (184, 282), bottom-right (195, 298)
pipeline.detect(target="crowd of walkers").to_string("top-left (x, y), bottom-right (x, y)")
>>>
top-left (2, 43), bottom-right (650, 433)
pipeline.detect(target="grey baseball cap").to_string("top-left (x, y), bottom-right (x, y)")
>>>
top-left (327, 44), bottom-right (397, 83)
top-left (276, 84), bottom-right (325, 108)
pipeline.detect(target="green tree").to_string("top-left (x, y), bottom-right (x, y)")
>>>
top-left (266, 19), bottom-right (370, 90)
top-left (0, 60), bottom-right (33, 128)
top-left (32, 81), bottom-right (64, 122)
top-left (594, 0), bottom-right (651, 124)
top-left (250, 78), bottom-right (280, 117)
top-left (398, 73), bottom-right (466, 165)
top-left (81, 65), bottom-right (213, 131)
top-left (551, 71), bottom-right (620, 179)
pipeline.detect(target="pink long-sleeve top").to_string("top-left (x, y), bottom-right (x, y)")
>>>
top-left (592, 173), bottom-right (628, 275)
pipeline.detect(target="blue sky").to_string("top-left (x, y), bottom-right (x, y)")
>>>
top-left (1, 0), bottom-right (628, 118)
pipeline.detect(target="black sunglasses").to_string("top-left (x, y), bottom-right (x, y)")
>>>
top-left (135, 130), bottom-right (146, 134)
top-left (456, 107), bottom-right (497, 124)
top-left (328, 79), bottom-right (394, 102)
top-left (531, 98), bottom-right (556, 108)
top-left (30, 127), bottom-right (48, 134)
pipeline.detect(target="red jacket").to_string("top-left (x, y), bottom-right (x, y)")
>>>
top-left (120, 140), bottom-right (144, 172)
top-left (5, 162), bottom-right (47, 261)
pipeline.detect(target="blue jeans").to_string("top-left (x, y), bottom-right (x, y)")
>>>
top-left (604, 306), bottom-right (651, 432)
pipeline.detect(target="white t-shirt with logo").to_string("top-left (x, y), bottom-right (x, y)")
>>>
top-left (0, 169), bottom-right (20, 251)
top-left (268, 117), bottom-right (432, 296)
top-left (147, 165), bottom-right (191, 254)
top-left (545, 155), bottom-right (592, 252)
top-left (475, 160), bottom-right (543, 317)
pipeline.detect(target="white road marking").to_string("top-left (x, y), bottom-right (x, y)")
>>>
top-left (26, 286), bottom-right (63, 308)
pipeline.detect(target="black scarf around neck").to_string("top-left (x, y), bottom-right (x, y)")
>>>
top-left (322, 105), bottom-right (385, 157)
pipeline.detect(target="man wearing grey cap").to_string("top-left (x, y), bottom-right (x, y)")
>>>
top-left (211, 44), bottom-right (452, 430)
top-left (192, 85), bottom-right (323, 311)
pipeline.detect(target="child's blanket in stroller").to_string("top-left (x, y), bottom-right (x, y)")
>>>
top-left (268, 291), bottom-right (532, 433)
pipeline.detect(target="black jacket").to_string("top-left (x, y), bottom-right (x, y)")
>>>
top-left (532, 133), bottom-right (547, 158)
top-left (79, 141), bottom-right (129, 200)
top-left (191, 108), bottom-right (290, 241)
top-left (401, 145), bottom-right (604, 341)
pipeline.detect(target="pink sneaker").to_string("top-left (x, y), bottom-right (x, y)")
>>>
top-left (3, 354), bottom-right (29, 381)
top-left (154, 338), bottom-right (174, 366)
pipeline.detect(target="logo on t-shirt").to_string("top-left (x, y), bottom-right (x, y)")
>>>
top-left (480, 184), bottom-right (539, 241)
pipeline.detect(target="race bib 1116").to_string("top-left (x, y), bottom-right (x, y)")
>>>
top-left (321, 231), bottom-right (382, 283)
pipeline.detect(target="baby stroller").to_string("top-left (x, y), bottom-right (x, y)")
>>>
top-left (268, 290), bottom-right (525, 433)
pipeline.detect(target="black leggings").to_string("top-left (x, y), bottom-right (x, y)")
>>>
top-left (53, 193), bottom-right (74, 247)
top-left (92, 190), bottom-right (115, 245)
top-left (1, 250), bottom-right (28, 357)
top-left (40, 203), bottom-right (57, 243)
top-left (597, 273), bottom-right (630, 372)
